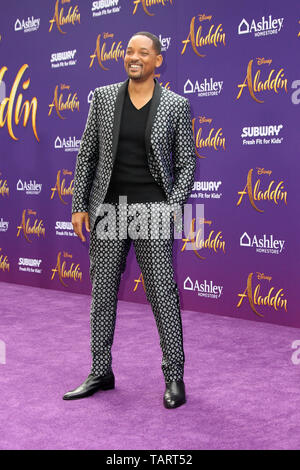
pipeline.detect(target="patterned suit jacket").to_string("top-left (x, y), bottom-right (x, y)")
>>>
top-left (71, 77), bottom-right (196, 233)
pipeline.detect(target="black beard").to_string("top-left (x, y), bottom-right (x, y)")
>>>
top-left (127, 71), bottom-right (143, 80)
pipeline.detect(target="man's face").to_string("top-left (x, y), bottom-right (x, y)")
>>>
top-left (124, 35), bottom-right (162, 81)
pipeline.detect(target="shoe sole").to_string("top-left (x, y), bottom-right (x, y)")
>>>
top-left (63, 382), bottom-right (115, 400)
top-left (163, 398), bottom-right (186, 409)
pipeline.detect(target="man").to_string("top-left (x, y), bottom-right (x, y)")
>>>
top-left (63, 32), bottom-right (196, 409)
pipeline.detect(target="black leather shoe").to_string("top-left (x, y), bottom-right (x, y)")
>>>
top-left (163, 380), bottom-right (186, 409)
top-left (63, 372), bottom-right (115, 400)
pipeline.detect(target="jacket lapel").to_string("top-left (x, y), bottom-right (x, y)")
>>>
top-left (145, 78), bottom-right (162, 156)
top-left (111, 78), bottom-right (128, 164)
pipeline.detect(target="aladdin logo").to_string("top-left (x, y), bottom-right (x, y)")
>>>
top-left (154, 73), bottom-right (170, 89)
top-left (181, 14), bottom-right (226, 57)
top-left (237, 168), bottom-right (287, 213)
top-left (132, 0), bottom-right (173, 16)
top-left (133, 273), bottom-right (146, 292)
top-left (184, 77), bottom-right (223, 97)
top-left (17, 209), bottom-right (45, 242)
top-left (50, 169), bottom-right (74, 204)
top-left (181, 217), bottom-right (225, 260)
top-left (54, 136), bottom-right (81, 152)
top-left (48, 84), bottom-right (79, 118)
top-left (238, 15), bottom-right (284, 37)
top-left (16, 179), bottom-right (42, 195)
top-left (0, 218), bottom-right (9, 232)
top-left (236, 58), bottom-right (288, 103)
top-left (50, 50), bottom-right (77, 68)
top-left (14, 16), bottom-right (40, 33)
top-left (0, 175), bottom-right (9, 197)
top-left (192, 116), bottom-right (226, 158)
top-left (51, 251), bottom-right (82, 286)
top-left (241, 124), bottom-right (283, 145)
top-left (0, 64), bottom-right (39, 141)
top-left (191, 180), bottom-right (222, 200)
top-left (240, 232), bottom-right (285, 255)
top-left (89, 33), bottom-right (124, 71)
top-left (18, 257), bottom-right (42, 274)
top-left (184, 277), bottom-right (223, 299)
top-left (237, 272), bottom-right (287, 318)
top-left (0, 248), bottom-right (10, 273)
top-left (49, 0), bottom-right (80, 34)
top-left (92, 0), bottom-right (121, 16)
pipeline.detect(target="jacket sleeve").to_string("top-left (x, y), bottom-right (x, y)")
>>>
top-left (71, 88), bottom-right (100, 214)
top-left (167, 97), bottom-right (196, 209)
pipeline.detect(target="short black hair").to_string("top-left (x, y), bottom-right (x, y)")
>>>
top-left (130, 31), bottom-right (161, 54)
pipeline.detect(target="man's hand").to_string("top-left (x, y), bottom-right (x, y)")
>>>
top-left (72, 212), bottom-right (90, 242)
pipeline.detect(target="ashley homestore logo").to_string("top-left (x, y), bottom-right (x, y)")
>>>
top-left (238, 15), bottom-right (284, 37)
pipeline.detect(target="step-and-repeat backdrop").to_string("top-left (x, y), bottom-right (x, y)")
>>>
top-left (0, 1), bottom-right (299, 327)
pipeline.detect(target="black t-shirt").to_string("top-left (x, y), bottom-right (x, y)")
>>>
top-left (104, 85), bottom-right (166, 204)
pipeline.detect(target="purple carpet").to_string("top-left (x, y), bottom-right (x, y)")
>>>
top-left (0, 281), bottom-right (300, 450)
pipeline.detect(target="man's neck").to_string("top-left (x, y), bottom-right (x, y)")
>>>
top-left (128, 76), bottom-right (155, 97)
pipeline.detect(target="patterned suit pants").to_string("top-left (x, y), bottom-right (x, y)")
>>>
top-left (88, 201), bottom-right (185, 383)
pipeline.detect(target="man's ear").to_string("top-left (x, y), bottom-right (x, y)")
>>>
top-left (156, 54), bottom-right (163, 69)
